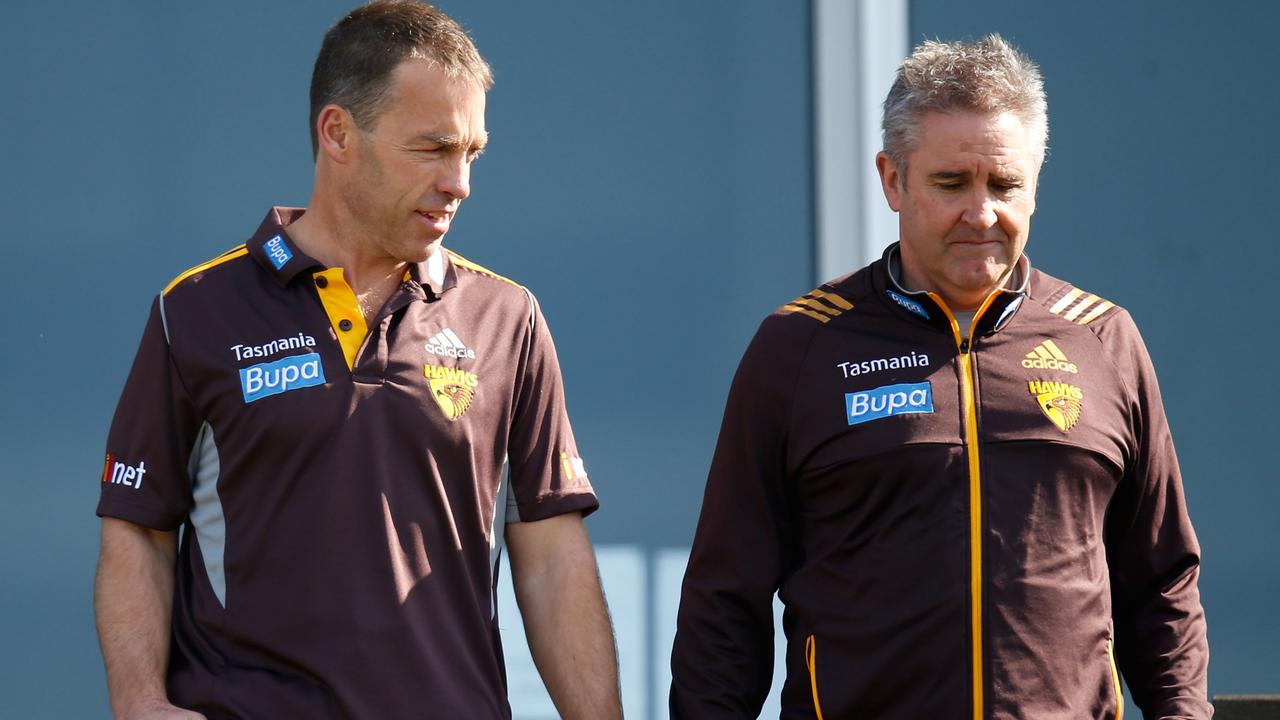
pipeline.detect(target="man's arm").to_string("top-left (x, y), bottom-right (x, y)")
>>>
top-left (505, 513), bottom-right (622, 720)
top-left (1100, 312), bottom-right (1211, 719)
top-left (669, 317), bottom-right (796, 718)
top-left (94, 517), bottom-right (205, 720)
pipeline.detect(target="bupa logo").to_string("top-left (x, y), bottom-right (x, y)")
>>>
top-left (240, 352), bottom-right (326, 403)
top-left (102, 453), bottom-right (147, 490)
top-left (264, 235), bottom-right (293, 270)
top-left (845, 381), bottom-right (934, 426)
top-left (886, 290), bottom-right (929, 319)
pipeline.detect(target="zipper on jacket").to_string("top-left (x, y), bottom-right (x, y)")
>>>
top-left (928, 291), bottom-right (999, 720)
top-left (804, 635), bottom-right (825, 720)
top-left (1107, 638), bottom-right (1125, 720)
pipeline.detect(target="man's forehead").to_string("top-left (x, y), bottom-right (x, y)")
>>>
top-left (392, 57), bottom-right (488, 96)
top-left (380, 59), bottom-right (488, 134)
top-left (913, 110), bottom-right (1041, 170)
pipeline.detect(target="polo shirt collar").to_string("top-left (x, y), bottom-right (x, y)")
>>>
top-left (246, 206), bottom-right (459, 298)
top-left (247, 207), bottom-right (322, 287)
top-left (405, 250), bottom-right (459, 298)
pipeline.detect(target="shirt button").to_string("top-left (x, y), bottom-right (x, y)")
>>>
top-left (339, 319), bottom-right (353, 332)
top-left (315, 275), bottom-right (328, 288)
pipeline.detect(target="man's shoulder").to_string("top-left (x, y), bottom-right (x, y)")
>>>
top-left (767, 265), bottom-right (871, 330)
top-left (745, 267), bottom-right (873, 365)
top-left (1027, 268), bottom-right (1131, 331)
top-left (447, 249), bottom-right (533, 300)
top-left (159, 244), bottom-right (257, 300)
top-left (1025, 268), bottom-right (1154, 376)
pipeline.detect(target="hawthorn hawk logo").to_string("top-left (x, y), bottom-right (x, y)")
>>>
top-left (1028, 380), bottom-right (1083, 432)
top-left (424, 364), bottom-right (478, 420)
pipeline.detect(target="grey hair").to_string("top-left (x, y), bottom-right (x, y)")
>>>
top-left (882, 34), bottom-right (1047, 174)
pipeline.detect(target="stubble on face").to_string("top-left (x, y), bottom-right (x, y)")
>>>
top-left (342, 61), bottom-right (487, 266)
top-left (886, 110), bottom-right (1040, 310)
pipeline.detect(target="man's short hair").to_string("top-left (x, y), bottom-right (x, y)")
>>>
top-left (309, 0), bottom-right (494, 156)
top-left (882, 34), bottom-right (1047, 174)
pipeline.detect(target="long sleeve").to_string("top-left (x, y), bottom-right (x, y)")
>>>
top-left (670, 316), bottom-right (802, 718)
top-left (1100, 311), bottom-right (1211, 719)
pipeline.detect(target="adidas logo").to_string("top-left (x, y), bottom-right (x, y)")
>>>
top-left (1021, 339), bottom-right (1078, 373)
top-left (425, 328), bottom-right (476, 359)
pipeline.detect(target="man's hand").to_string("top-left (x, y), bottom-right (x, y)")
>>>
top-left (506, 513), bottom-right (622, 720)
top-left (94, 518), bottom-right (195, 720)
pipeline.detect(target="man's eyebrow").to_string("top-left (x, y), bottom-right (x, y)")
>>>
top-left (408, 131), bottom-right (489, 150)
top-left (928, 170), bottom-right (970, 181)
top-left (989, 171), bottom-right (1024, 184)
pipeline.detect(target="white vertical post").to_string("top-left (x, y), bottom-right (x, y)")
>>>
top-left (813, 0), bottom-right (908, 283)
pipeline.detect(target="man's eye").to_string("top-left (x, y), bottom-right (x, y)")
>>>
top-left (937, 182), bottom-right (963, 191)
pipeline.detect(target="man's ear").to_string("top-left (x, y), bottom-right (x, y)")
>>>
top-left (876, 151), bottom-right (904, 212)
top-left (315, 104), bottom-right (359, 164)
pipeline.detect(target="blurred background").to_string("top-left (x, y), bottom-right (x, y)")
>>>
top-left (2, 1), bottom-right (1276, 717)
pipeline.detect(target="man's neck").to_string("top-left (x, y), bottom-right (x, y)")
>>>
top-left (286, 200), bottom-right (412, 298)
top-left (891, 251), bottom-right (1022, 312)
top-left (285, 200), bottom-right (419, 323)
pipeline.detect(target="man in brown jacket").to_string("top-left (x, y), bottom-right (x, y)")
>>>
top-left (672, 35), bottom-right (1209, 719)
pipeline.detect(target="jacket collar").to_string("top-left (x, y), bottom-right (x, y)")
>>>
top-left (873, 242), bottom-right (1029, 339)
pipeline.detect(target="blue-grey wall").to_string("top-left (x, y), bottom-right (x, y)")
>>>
top-left (911, 0), bottom-right (1280, 698)
top-left (0, 2), bottom-right (811, 717)
top-left (3, 1), bottom-right (1275, 717)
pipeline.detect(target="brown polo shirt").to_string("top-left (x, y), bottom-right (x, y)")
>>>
top-left (98, 207), bottom-right (597, 719)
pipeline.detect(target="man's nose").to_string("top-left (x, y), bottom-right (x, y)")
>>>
top-left (439, 157), bottom-right (471, 200)
top-left (961, 191), bottom-right (998, 229)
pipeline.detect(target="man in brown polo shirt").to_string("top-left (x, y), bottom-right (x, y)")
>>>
top-left (671, 36), bottom-right (1210, 719)
top-left (94, 3), bottom-right (621, 718)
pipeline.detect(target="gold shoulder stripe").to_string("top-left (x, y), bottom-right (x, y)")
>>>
top-left (778, 304), bottom-right (832, 323)
top-left (808, 288), bottom-right (853, 310)
top-left (1049, 288), bottom-right (1083, 315)
top-left (1047, 286), bottom-right (1116, 325)
top-left (446, 250), bottom-right (521, 287)
top-left (778, 288), bottom-right (854, 324)
top-left (163, 245), bottom-right (249, 295)
top-left (1078, 301), bottom-right (1116, 325)
top-left (792, 296), bottom-right (842, 316)
top-left (1063, 294), bottom-right (1102, 321)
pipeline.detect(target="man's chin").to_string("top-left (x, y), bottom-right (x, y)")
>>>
top-left (947, 269), bottom-right (1009, 299)
top-left (401, 238), bottom-right (446, 264)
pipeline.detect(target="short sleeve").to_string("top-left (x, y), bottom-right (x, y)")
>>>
top-left (505, 291), bottom-right (598, 522)
top-left (96, 295), bottom-right (200, 530)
